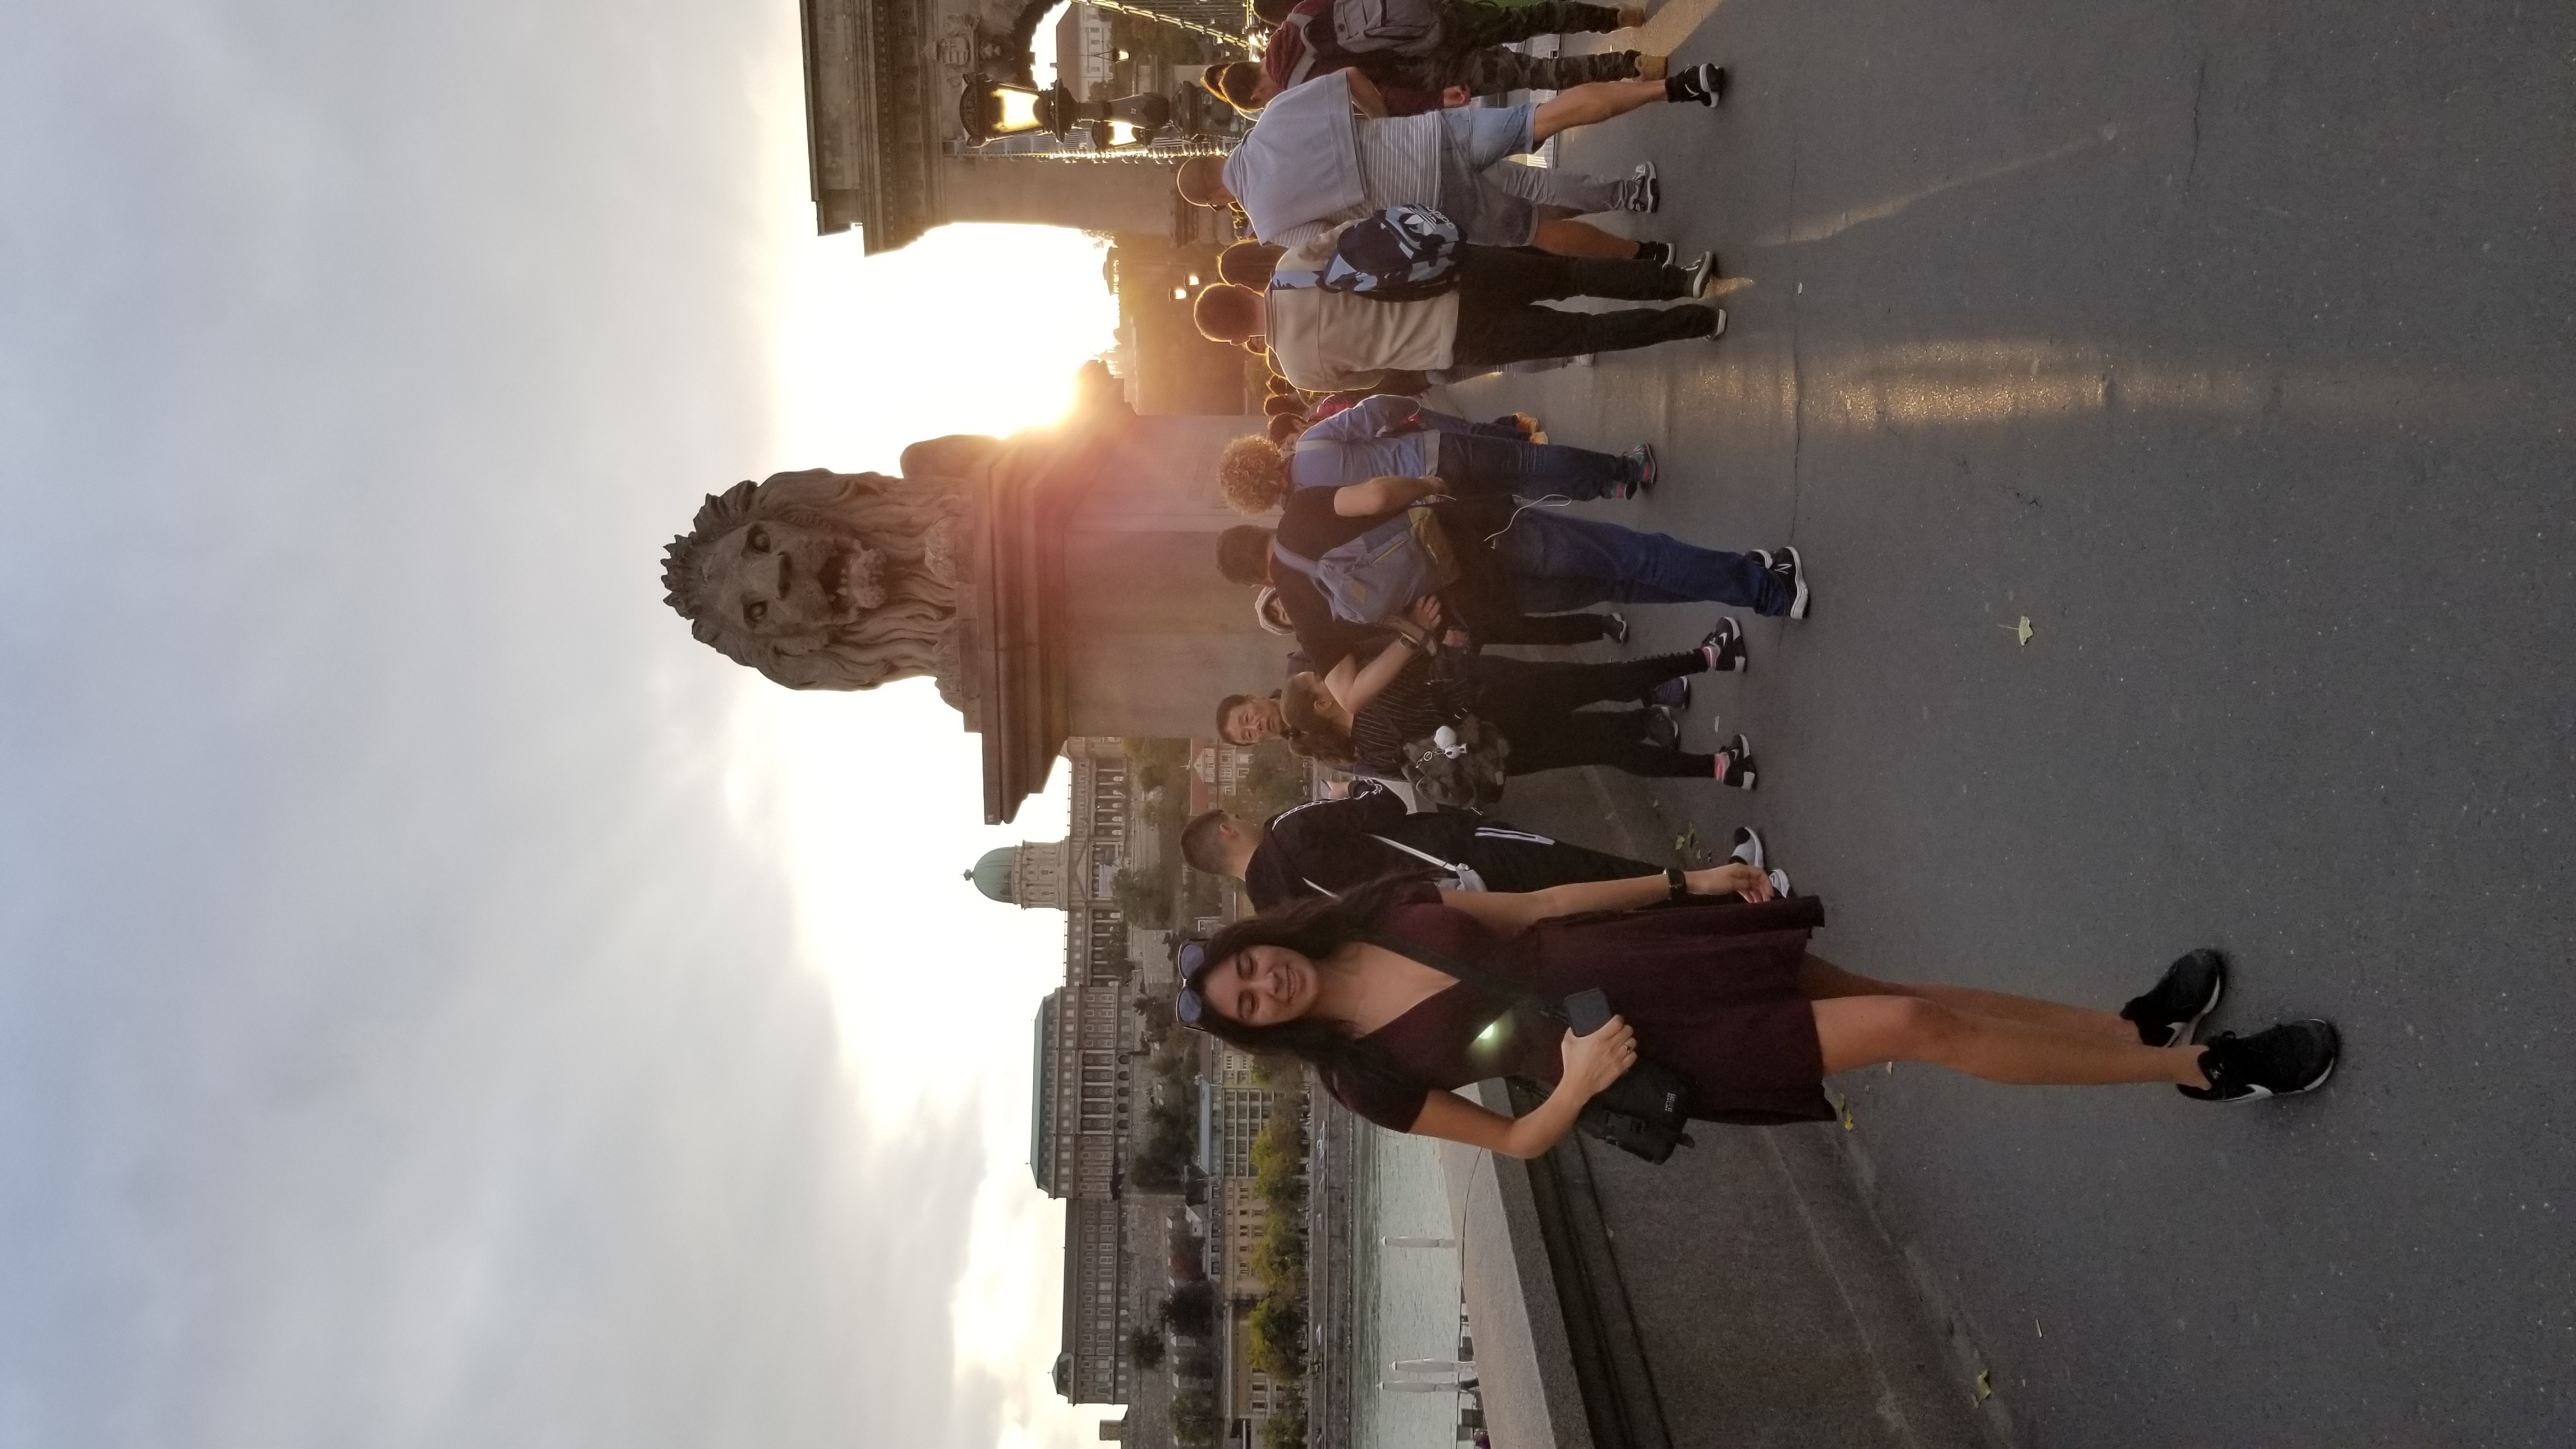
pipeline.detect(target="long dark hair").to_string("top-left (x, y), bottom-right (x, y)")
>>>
top-left (1188, 873), bottom-right (1438, 1101)
top-left (1280, 672), bottom-right (1357, 768)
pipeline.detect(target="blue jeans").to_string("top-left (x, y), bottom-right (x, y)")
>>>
top-left (1490, 509), bottom-right (1789, 614)
top-left (1436, 431), bottom-right (1636, 503)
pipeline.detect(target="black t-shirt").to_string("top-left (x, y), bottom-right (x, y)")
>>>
top-left (1243, 782), bottom-right (1496, 911)
top-left (1275, 486), bottom-right (1388, 561)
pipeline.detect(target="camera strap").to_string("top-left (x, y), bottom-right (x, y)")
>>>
top-left (1363, 835), bottom-right (1490, 893)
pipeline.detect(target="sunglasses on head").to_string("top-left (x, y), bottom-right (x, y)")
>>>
top-left (1175, 940), bottom-right (1211, 1026)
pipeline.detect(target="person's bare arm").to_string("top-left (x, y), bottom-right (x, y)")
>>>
top-left (1333, 476), bottom-right (1444, 516)
top-left (1404, 1018), bottom-right (1639, 1158)
top-left (1438, 863), bottom-right (1768, 931)
top-left (1328, 597), bottom-right (1440, 714)
top-left (1344, 69), bottom-right (1390, 117)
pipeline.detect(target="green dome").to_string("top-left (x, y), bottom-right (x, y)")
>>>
top-left (967, 846), bottom-right (1020, 903)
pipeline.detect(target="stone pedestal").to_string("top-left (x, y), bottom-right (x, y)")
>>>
top-left (960, 390), bottom-right (1281, 822)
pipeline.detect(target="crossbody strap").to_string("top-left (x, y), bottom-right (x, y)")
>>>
top-left (1364, 834), bottom-right (1488, 893)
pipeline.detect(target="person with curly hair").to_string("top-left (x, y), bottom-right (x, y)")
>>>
top-left (1215, 394), bottom-right (1652, 516)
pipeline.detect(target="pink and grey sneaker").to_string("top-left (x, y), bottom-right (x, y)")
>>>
top-left (1698, 617), bottom-right (1747, 671)
top-left (1712, 731), bottom-right (1756, 790)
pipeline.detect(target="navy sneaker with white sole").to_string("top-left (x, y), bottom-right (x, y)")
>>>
top-left (1751, 546), bottom-right (1809, 618)
top-left (2180, 1021), bottom-right (2340, 1102)
top-left (1601, 611), bottom-right (1630, 645)
top-left (1681, 250), bottom-right (1717, 298)
top-left (2121, 949), bottom-right (2226, 1047)
top-left (1648, 675), bottom-right (1690, 709)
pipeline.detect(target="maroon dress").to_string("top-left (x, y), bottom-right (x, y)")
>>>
top-left (1328, 882), bottom-right (1836, 1132)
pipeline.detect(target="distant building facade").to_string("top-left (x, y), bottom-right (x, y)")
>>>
top-left (979, 738), bottom-right (1176, 1408)
top-left (969, 737), bottom-right (1135, 981)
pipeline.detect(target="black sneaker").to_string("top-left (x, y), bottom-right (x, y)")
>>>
top-left (1600, 610), bottom-right (1630, 645)
top-left (1648, 675), bottom-right (1690, 709)
top-left (1713, 731), bottom-right (1756, 789)
top-left (1680, 250), bottom-right (1716, 298)
top-left (1667, 61), bottom-right (1728, 107)
top-left (1634, 240), bottom-right (1673, 266)
top-left (2180, 1021), bottom-right (2340, 1102)
top-left (1705, 306), bottom-right (1728, 341)
top-left (1644, 704), bottom-right (1682, 748)
top-left (1751, 546), bottom-right (1808, 618)
top-left (2120, 949), bottom-right (2225, 1047)
top-left (1728, 825), bottom-right (1764, 868)
top-left (1627, 162), bottom-right (1660, 213)
top-left (1620, 443), bottom-right (1657, 498)
top-left (1698, 617), bottom-right (1747, 672)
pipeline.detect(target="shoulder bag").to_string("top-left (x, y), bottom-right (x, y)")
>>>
top-left (1357, 929), bottom-right (1696, 1163)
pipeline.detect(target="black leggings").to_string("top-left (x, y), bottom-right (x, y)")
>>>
top-left (1446, 247), bottom-right (1718, 368)
top-left (1441, 562), bottom-right (1617, 645)
top-left (1469, 652), bottom-right (1714, 777)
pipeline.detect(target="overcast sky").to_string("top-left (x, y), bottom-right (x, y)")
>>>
top-left (0, 1), bottom-right (1122, 1445)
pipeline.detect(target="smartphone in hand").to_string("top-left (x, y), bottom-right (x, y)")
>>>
top-left (1563, 988), bottom-right (1614, 1036)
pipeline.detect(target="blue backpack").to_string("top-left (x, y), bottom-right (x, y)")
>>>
top-left (1269, 493), bottom-right (1462, 625)
top-left (1269, 205), bottom-right (1463, 302)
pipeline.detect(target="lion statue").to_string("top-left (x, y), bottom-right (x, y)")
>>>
top-left (660, 456), bottom-right (990, 692)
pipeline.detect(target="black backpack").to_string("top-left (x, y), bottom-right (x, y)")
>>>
top-left (1275, 0), bottom-right (1448, 87)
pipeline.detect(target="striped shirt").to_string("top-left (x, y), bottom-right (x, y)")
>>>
top-left (1268, 112), bottom-right (1445, 247)
top-left (1349, 650), bottom-right (1473, 776)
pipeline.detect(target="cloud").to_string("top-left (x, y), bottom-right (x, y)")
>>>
top-left (0, 0), bottom-right (1118, 1445)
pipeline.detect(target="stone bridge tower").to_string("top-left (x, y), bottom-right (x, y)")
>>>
top-left (799, 0), bottom-right (1246, 252)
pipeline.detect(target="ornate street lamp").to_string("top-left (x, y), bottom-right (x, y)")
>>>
top-left (958, 76), bottom-right (1063, 142)
top-left (959, 75), bottom-right (1175, 148)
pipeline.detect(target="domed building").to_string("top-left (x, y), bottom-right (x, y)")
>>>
top-left (960, 737), bottom-right (1144, 985)
top-left (961, 737), bottom-right (1156, 1413)
top-left (964, 839), bottom-right (1068, 910)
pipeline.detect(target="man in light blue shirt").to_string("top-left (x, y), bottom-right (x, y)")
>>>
top-left (1183, 64), bottom-right (1728, 257)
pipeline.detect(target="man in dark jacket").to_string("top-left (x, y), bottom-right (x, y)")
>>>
top-left (1182, 780), bottom-right (1663, 910)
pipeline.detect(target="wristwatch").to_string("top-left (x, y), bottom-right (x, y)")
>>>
top-left (1665, 867), bottom-right (1690, 902)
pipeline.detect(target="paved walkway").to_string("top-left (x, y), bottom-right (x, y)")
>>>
top-left (1445, 0), bottom-right (2576, 1442)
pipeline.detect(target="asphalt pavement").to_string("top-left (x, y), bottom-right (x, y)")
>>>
top-left (1443, 0), bottom-right (2576, 1442)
